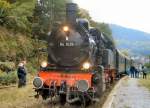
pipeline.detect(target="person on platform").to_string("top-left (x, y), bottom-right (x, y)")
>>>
top-left (130, 65), bottom-right (135, 78)
top-left (135, 68), bottom-right (139, 78)
top-left (142, 66), bottom-right (147, 79)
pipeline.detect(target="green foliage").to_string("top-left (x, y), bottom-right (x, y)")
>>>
top-left (3, 0), bottom-right (36, 33)
top-left (139, 74), bottom-right (150, 91)
top-left (0, 26), bottom-right (45, 76)
top-left (0, 27), bottom-right (43, 66)
top-left (145, 63), bottom-right (150, 69)
top-left (0, 71), bottom-right (17, 85)
top-left (0, 0), bottom-right (10, 15)
top-left (90, 20), bottom-right (112, 35)
top-left (77, 8), bottom-right (91, 20)
top-left (0, 62), bottom-right (15, 72)
top-left (95, 22), bottom-right (112, 36)
top-left (26, 64), bottom-right (37, 75)
top-left (0, 0), bottom-right (11, 25)
top-left (25, 57), bottom-right (39, 75)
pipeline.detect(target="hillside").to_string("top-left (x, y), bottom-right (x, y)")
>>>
top-left (110, 24), bottom-right (150, 55)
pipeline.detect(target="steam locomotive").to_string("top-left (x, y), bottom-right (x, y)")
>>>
top-left (33, 3), bottom-right (131, 106)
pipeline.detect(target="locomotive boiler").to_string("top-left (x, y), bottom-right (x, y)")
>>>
top-left (47, 19), bottom-right (96, 67)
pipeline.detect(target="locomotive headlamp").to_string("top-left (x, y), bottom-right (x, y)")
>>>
top-left (76, 80), bottom-right (89, 92)
top-left (41, 61), bottom-right (47, 68)
top-left (63, 26), bottom-right (69, 32)
top-left (33, 77), bottom-right (43, 89)
top-left (83, 62), bottom-right (91, 70)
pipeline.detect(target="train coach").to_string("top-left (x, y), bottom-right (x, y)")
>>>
top-left (115, 50), bottom-right (131, 77)
top-left (32, 3), bottom-right (132, 107)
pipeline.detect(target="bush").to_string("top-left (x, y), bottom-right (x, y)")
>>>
top-left (0, 71), bottom-right (17, 85)
top-left (0, 0), bottom-right (11, 25)
top-left (145, 63), bottom-right (150, 69)
top-left (27, 65), bottom-right (37, 75)
top-left (0, 62), bottom-right (15, 72)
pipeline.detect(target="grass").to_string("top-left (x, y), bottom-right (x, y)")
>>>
top-left (124, 106), bottom-right (131, 108)
top-left (139, 73), bottom-right (150, 91)
top-left (0, 85), bottom-right (45, 108)
top-left (0, 75), bottom-right (51, 108)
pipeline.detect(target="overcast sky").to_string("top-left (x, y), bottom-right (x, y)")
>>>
top-left (73, 0), bottom-right (150, 33)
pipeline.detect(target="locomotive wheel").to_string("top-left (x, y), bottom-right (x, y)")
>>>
top-left (42, 94), bottom-right (48, 100)
top-left (41, 90), bottom-right (49, 100)
top-left (79, 94), bottom-right (86, 108)
top-left (79, 93), bottom-right (92, 108)
top-left (59, 94), bottom-right (66, 105)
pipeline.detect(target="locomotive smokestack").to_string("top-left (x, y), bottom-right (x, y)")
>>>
top-left (66, 3), bottom-right (77, 25)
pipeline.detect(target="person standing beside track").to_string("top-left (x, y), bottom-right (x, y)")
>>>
top-left (17, 61), bottom-right (27, 88)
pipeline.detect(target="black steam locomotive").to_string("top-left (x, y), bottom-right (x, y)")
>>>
top-left (33, 3), bottom-right (131, 106)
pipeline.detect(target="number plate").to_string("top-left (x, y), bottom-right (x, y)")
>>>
top-left (59, 42), bottom-right (75, 47)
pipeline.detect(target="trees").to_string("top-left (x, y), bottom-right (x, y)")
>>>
top-left (32, 0), bottom-right (71, 40)
top-left (77, 8), bottom-right (91, 20)
top-left (144, 55), bottom-right (150, 69)
top-left (0, 0), bottom-right (11, 25)
top-left (0, 0), bottom-right (37, 63)
top-left (6, 0), bottom-right (36, 33)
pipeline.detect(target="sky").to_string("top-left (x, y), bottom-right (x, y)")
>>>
top-left (73, 0), bottom-right (150, 33)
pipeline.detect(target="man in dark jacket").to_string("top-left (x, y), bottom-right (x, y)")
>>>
top-left (17, 63), bottom-right (27, 87)
top-left (130, 66), bottom-right (135, 78)
top-left (142, 66), bottom-right (147, 79)
top-left (135, 68), bottom-right (139, 78)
